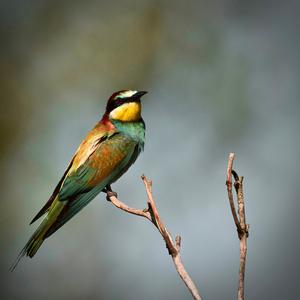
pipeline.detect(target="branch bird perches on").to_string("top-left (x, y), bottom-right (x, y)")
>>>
top-left (104, 175), bottom-right (203, 300)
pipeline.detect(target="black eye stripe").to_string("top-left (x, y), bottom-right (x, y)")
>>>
top-left (106, 98), bottom-right (124, 112)
top-left (106, 97), bottom-right (139, 113)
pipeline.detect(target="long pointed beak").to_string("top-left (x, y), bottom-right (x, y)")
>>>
top-left (135, 91), bottom-right (148, 98)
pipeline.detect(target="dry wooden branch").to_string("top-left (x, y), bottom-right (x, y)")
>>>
top-left (226, 153), bottom-right (249, 300)
top-left (105, 175), bottom-right (203, 300)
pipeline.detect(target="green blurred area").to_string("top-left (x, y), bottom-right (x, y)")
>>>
top-left (1, 1), bottom-right (299, 299)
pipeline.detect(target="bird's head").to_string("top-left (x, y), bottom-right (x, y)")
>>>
top-left (106, 90), bottom-right (147, 122)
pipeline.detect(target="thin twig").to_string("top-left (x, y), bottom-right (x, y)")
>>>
top-left (106, 175), bottom-right (203, 300)
top-left (226, 153), bottom-right (243, 236)
top-left (226, 153), bottom-right (249, 300)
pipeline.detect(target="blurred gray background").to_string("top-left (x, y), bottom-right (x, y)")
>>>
top-left (1, 0), bottom-right (299, 299)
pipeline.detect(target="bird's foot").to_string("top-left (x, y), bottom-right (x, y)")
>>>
top-left (106, 190), bottom-right (118, 200)
top-left (104, 185), bottom-right (118, 201)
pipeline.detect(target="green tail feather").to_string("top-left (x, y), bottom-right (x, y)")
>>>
top-left (10, 199), bottom-right (64, 271)
top-left (10, 226), bottom-right (45, 271)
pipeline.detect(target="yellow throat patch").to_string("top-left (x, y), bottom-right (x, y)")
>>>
top-left (109, 102), bottom-right (141, 122)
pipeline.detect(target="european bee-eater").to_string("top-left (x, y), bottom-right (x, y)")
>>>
top-left (12, 90), bottom-right (147, 269)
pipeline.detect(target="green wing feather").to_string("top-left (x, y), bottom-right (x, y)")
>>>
top-left (45, 132), bottom-right (139, 236)
top-left (45, 141), bottom-right (140, 237)
top-left (30, 131), bottom-right (115, 224)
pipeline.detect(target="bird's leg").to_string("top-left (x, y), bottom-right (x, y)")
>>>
top-left (103, 184), bottom-right (118, 201)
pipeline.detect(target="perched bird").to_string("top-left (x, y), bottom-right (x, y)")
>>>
top-left (11, 90), bottom-right (147, 270)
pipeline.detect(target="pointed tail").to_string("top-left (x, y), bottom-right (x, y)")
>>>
top-left (10, 226), bottom-right (45, 271)
top-left (10, 198), bottom-right (65, 271)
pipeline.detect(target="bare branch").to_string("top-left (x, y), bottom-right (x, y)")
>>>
top-left (226, 153), bottom-right (243, 235)
top-left (107, 194), bottom-right (151, 220)
top-left (141, 175), bottom-right (177, 255)
top-left (226, 153), bottom-right (249, 300)
top-left (106, 175), bottom-right (203, 300)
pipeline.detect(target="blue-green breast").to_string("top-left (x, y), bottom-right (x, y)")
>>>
top-left (111, 119), bottom-right (145, 151)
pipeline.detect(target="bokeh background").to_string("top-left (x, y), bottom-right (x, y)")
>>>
top-left (1, 0), bottom-right (299, 299)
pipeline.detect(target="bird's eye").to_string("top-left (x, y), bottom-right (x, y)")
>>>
top-left (115, 98), bottom-right (123, 105)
